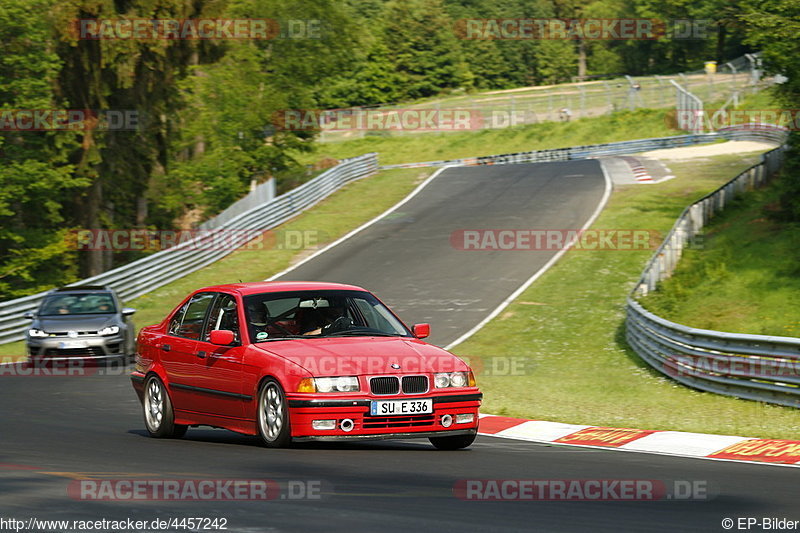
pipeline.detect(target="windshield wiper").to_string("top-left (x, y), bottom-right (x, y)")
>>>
top-left (324, 330), bottom-right (399, 337)
top-left (255, 335), bottom-right (305, 342)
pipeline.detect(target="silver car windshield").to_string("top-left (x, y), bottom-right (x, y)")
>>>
top-left (39, 293), bottom-right (117, 316)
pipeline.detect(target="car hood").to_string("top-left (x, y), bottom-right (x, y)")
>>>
top-left (33, 314), bottom-right (118, 332)
top-left (253, 336), bottom-right (469, 376)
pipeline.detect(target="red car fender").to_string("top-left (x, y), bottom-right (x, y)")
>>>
top-left (240, 345), bottom-right (313, 420)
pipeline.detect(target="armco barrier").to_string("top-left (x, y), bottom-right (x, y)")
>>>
top-left (625, 142), bottom-right (800, 408)
top-left (0, 153), bottom-right (377, 344)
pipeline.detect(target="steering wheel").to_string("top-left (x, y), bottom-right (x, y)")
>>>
top-left (323, 316), bottom-right (353, 334)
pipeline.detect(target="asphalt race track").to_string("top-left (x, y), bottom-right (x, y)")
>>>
top-left (1, 161), bottom-right (796, 532)
top-left (0, 371), bottom-right (796, 532)
top-left (277, 161), bottom-right (608, 346)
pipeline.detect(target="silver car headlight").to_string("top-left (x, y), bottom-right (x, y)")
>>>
top-left (99, 325), bottom-right (120, 336)
top-left (28, 328), bottom-right (49, 338)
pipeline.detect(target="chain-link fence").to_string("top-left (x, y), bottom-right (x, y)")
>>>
top-left (318, 53), bottom-right (770, 142)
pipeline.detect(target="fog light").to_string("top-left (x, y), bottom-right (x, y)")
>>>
top-left (455, 413), bottom-right (474, 424)
top-left (441, 414), bottom-right (453, 428)
top-left (340, 419), bottom-right (354, 432)
top-left (312, 420), bottom-right (336, 430)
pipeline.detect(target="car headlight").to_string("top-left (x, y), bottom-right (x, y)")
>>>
top-left (434, 371), bottom-right (475, 388)
top-left (308, 376), bottom-right (360, 393)
top-left (99, 325), bottom-right (120, 336)
top-left (28, 328), bottom-right (49, 338)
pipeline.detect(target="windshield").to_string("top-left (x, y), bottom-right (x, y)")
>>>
top-left (243, 290), bottom-right (411, 342)
top-left (39, 293), bottom-right (117, 316)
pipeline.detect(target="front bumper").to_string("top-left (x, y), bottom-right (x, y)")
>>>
top-left (287, 392), bottom-right (482, 439)
top-left (293, 428), bottom-right (476, 442)
top-left (27, 334), bottom-right (128, 363)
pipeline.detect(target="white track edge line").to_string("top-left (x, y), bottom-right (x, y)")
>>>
top-left (444, 160), bottom-right (614, 350)
top-left (265, 165), bottom-right (454, 282)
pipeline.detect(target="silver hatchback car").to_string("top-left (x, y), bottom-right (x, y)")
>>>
top-left (25, 285), bottom-right (136, 364)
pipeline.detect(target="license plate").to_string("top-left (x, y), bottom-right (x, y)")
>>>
top-left (370, 399), bottom-right (433, 416)
top-left (58, 340), bottom-right (87, 349)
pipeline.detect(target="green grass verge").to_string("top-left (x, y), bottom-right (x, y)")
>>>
top-left (453, 151), bottom-right (800, 439)
top-left (1, 167), bottom-right (430, 363)
top-left (302, 109), bottom-right (681, 166)
top-left (640, 178), bottom-right (800, 337)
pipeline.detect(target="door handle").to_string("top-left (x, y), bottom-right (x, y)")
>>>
top-left (161, 344), bottom-right (171, 352)
top-left (196, 351), bottom-right (206, 359)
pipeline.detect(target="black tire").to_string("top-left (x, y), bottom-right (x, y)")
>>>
top-left (256, 378), bottom-right (292, 448)
top-left (143, 375), bottom-right (187, 438)
top-left (429, 431), bottom-right (477, 450)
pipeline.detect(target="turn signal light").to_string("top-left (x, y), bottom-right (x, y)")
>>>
top-left (296, 378), bottom-right (316, 393)
top-left (468, 371), bottom-right (476, 387)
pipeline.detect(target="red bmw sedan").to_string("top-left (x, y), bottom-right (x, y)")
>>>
top-left (131, 282), bottom-right (482, 449)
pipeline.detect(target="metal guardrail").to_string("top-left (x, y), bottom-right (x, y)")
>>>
top-left (625, 140), bottom-right (800, 408)
top-left (380, 126), bottom-right (788, 169)
top-left (199, 178), bottom-right (276, 230)
top-left (0, 153), bottom-right (378, 345)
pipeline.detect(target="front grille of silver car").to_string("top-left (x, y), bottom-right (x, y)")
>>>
top-left (44, 347), bottom-right (106, 358)
top-left (50, 331), bottom-right (98, 337)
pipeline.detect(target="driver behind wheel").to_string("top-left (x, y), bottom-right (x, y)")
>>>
top-left (247, 304), bottom-right (269, 340)
top-left (302, 303), bottom-right (352, 335)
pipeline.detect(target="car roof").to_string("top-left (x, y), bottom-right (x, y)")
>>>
top-left (52, 285), bottom-right (112, 293)
top-left (197, 281), bottom-right (369, 296)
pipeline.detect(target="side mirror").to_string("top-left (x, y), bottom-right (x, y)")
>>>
top-left (23, 311), bottom-right (35, 320)
top-left (412, 323), bottom-right (430, 339)
top-left (210, 329), bottom-right (235, 346)
top-left (122, 307), bottom-right (136, 316)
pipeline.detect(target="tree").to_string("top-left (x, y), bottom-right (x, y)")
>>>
top-left (0, 0), bottom-right (86, 298)
top-left (741, 0), bottom-right (800, 222)
top-left (382, 0), bottom-right (471, 100)
top-left (49, 0), bottom-right (222, 275)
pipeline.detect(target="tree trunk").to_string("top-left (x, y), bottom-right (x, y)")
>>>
top-left (85, 178), bottom-right (104, 277)
top-left (577, 39), bottom-right (587, 81)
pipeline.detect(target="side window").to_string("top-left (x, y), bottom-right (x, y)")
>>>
top-left (168, 303), bottom-right (189, 336)
top-left (203, 294), bottom-right (240, 343)
top-left (172, 292), bottom-right (215, 340)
